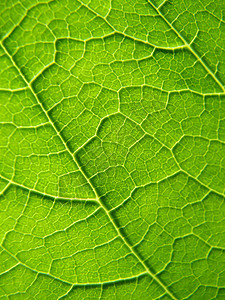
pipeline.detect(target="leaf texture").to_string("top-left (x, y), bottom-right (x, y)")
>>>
top-left (0, 0), bottom-right (225, 299)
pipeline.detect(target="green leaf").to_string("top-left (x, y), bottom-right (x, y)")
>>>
top-left (0, 0), bottom-right (225, 299)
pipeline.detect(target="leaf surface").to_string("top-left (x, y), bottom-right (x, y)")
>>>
top-left (0, 0), bottom-right (225, 299)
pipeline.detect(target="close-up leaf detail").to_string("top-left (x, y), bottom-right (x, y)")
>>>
top-left (0, 0), bottom-right (225, 299)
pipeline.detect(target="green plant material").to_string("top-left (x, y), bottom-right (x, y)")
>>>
top-left (0, 0), bottom-right (225, 299)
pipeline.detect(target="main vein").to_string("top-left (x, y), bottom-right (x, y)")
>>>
top-left (0, 41), bottom-right (177, 300)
